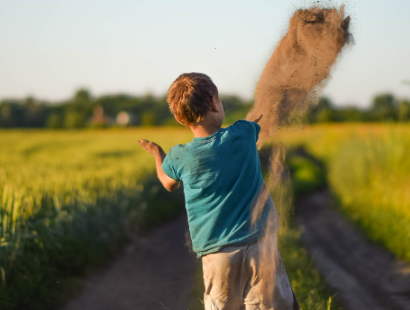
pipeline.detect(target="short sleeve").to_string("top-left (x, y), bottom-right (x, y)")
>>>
top-left (232, 120), bottom-right (261, 141)
top-left (162, 150), bottom-right (180, 181)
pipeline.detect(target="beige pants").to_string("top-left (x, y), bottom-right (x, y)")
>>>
top-left (202, 234), bottom-right (295, 310)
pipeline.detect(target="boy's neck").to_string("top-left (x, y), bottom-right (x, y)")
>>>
top-left (186, 95), bottom-right (225, 138)
top-left (189, 119), bottom-right (222, 138)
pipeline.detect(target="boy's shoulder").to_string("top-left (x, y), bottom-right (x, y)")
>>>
top-left (167, 143), bottom-right (187, 159)
top-left (230, 120), bottom-right (261, 141)
top-left (168, 120), bottom-right (260, 156)
top-left (231, 119), bottom-right (260, 130)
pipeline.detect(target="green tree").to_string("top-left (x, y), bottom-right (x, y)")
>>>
top-left (23, 96), bottom-right (47, 127)
top-left (0, 101), bottom-right (24, 127)
top-left (336, 106), bottom-right (365, 122)
top-left (140, 112), bottom-right (155, 126)
top-left (309, 97), bottom-right (335, 123)
top-left (64, 111), bottom-right (86, 129)
top-left (398, 100), bottom-right (410, 122)
top-left (369, 94), bottom-right (397, 121)
top-left (0, 102), bottom-right (13, 127)
top-left (46, 113), bottom-right (63, 128)
top-left (62, 88), bottom-right (94, 128)
top-left (74, 89), bottom-right (92, 103)
top-left (220, 95), bottom-right (252, 124)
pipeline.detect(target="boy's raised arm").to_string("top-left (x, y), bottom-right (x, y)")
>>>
top-left (137, 139), bottom-right (181, 192)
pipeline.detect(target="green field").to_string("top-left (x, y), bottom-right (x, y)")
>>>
top-left (5, 125), bottom-right (406, 309)
top-left (0, 128), bottom-right (191, 309)
top-left (277, 124), bottom-right (410, 262)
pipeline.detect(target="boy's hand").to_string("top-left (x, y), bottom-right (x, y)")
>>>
top-left (137, 139), bottom-right (180, 192)
top-left (138, 139), bottom-right (165, 158)
top-left (252, 114), bottom-right (263, 123)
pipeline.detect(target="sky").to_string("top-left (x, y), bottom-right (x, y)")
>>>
top-left (0, 0), bottom-right (409, 108)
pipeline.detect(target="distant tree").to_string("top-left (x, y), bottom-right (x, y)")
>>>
top-left (46, 113), bottom-right (63, 129)
top-left (219, 95), bottom-right (244, 112)
top-left (150, 95), bottom-right (173, 125)
top-left (23, 96), bottom-right (48, 127)
top-left (220, 95), bottom-right (252, 124)
top-left (64, 111), bottom-right (86, 129)
top-left (0, 102), bottom-right (13, 127)
top-left (0, 100), bottom-right (25, 127)
top-left (398, 100), bottom-right (410, 122)
top-left (95, 94), bottom-right (132, 116)
top-left (369, 94), bottom-right (397, 121)
top-left (74, 89), bottom-right (92, 103)
top-left (62, 88), bottom-right (94, 128)
top-left (336, 106), bottom-right (365, 122)
top-left (309, 97), bottom-right (335, 123)
top-left (140, 112), bottom-right (155, 126)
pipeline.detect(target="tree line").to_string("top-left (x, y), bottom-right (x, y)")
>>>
top-left (0, 89), bottom-right (409, 129)
top-left (308, 94), bottom-right (410, 123)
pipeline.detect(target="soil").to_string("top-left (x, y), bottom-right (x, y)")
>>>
top-left (61, 216), bottom-right (197, 310)
top-left (247, 7), bottom-right (350, 143)
top-left (295, 190), bottom-right (410, 310)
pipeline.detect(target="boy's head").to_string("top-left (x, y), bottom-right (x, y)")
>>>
top-left (167, 73), bottom-right (219, 125)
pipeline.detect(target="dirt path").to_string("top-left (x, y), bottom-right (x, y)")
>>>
top-left (62, 216), bottom-right (197, 310)
top-left (61, 190), bottom-right (410, 310)
top-left (296, 190), bottom-right (410, 310)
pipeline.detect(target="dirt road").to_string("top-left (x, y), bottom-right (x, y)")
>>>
top-left (62, 216), bottom-right (197, 310)
top-left (296, 190), bottom-right (410, 310)
top-left (62, 190), bottom-right (410, 310)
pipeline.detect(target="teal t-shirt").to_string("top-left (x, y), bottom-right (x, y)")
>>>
top-left (162, 120), bottom-right (273, 257)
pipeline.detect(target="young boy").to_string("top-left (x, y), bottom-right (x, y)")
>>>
top-left (138, 73), bottom-right (297, 310)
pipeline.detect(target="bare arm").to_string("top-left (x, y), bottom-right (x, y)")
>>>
top-left (137, 139), bottom-right (181, 192)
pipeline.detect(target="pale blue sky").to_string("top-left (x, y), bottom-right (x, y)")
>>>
top-left (0, 0), bottom-right (409, 107)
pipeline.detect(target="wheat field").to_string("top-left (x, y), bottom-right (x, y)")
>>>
top-left (277, 123), bottom-right (410, 261)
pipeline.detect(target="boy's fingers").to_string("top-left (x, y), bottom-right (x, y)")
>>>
top-left (138, 140), bottom-right (150, 150)
top-left (253, 114), bottom-right (263, 123)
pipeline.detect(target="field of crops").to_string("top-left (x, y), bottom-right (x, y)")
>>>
top-left (0, 128), bottom-right (191, 309)
top-left (278, 123), bottom-right (410, 262)
top-left (1, 127), bottom-right (343, 310)
top-left (3, 124), bottom-right (407, 310)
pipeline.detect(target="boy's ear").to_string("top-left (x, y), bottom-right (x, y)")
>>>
top-left (174, 115), bottom-right (184, 125)
top-left (209, 96), bottom-right (219, 113)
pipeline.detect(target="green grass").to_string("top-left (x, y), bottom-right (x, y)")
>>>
top-left (8, 124), bottom-right (401, 310)
top-left (276, 124), bottom-right (410, 262)
top-left (324, 127), bottom-right (410, 261)
top-left (282, 147), bottom-right (344, 310)
top-left (280, 226), bottom-right (344, 310)
top-left (0, 128), bottom-right (192, 310)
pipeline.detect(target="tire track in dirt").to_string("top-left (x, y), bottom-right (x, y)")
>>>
top-left (296, 190), bottom-right (410, 310)
top-left (62, 216), bottom-right (197, 310)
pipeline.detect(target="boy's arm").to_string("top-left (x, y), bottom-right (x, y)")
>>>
top-left (137, 139), bottom-right (181, 192)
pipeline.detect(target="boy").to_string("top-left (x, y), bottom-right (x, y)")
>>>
top-left (138, 73), bottom-right (297, 310)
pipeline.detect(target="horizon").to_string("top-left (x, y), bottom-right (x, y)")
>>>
top-left (2, 88), bottom-right (406, 111)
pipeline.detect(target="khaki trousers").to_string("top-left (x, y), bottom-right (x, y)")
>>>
top-left (202, 234), bottom-right (295, 310)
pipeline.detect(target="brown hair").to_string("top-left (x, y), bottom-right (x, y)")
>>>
top-left (167, 72), bottom-right (218, 125)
